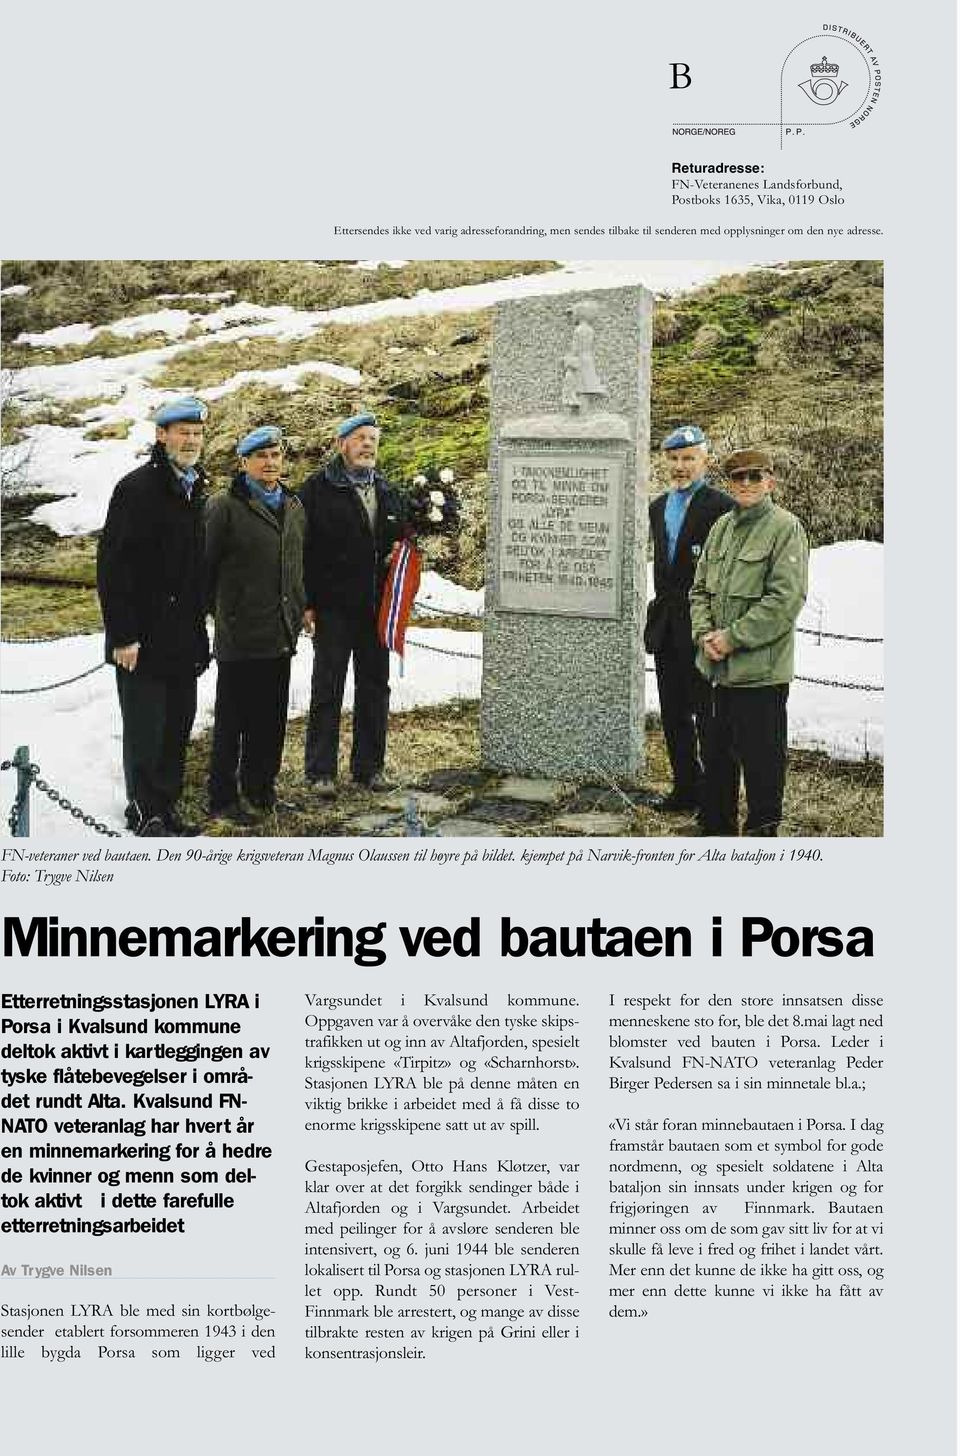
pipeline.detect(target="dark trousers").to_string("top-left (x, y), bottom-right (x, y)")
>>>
top-left (115, 668), bottom-right (196, 820)
top-left (305, 609), bottom-right (389, 782)
top-left (700, 684), bottom-right (789, 835)
top-left (208, 657), bottom-right (292, 810)
top-left (655, 647), bottom-right (710, 801)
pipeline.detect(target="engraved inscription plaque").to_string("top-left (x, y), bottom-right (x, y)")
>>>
top-left (482, 280), bottom-right (650, 778)
top-left (497, 449), bottom-right (624, 618)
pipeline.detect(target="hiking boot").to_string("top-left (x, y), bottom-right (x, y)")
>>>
top-left (209, 801), bottom-right (258, 827)
top-left (354, 772), bottom-right (396, 792)
top-left (649, 791), bottom-right (700, 813)
top-left (248, 796), bottom-right (300, 814)
top-left (163, 808), bottom-right (201, 837)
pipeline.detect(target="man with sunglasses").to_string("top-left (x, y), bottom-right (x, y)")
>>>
top-left (690, 448), bottom-right (808, 837)
top-left (645, 424), bottom-right (733, 814)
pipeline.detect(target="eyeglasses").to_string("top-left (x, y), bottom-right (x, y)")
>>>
top-left (728, 469), bottom-right (768, 484)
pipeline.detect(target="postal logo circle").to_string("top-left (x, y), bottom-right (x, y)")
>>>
top-left (780, 29), bottom-right (880, 132)
top-left (798, 56), bottom-right (847, 107)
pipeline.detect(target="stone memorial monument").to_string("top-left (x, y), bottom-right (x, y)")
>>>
top-left (480, 283), bottom-right (652, 780)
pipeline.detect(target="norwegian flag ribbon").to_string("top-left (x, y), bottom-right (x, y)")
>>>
top-left (378, 538), bottom-right (423, 661)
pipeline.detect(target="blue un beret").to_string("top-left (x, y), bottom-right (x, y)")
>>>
top-left (154, 396), bottom-right (209, 427)
top-left (336, 411), bottom-right (378, 439)
top-left (662, 424), bottom-right (706, 450)
top-left (237, 424), bottom-right (283, 457)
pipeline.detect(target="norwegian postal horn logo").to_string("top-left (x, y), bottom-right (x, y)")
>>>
top-left (779, 31), bottom-right (879, 134)
top-left (672, 26), bottom-right (880, 144)
top-left (798, 55), bottom-right (849, 106)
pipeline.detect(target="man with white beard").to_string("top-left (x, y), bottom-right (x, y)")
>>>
top-left (644, 425), bottom-right (732, 814)
top-left (97, 396), bottom-right (211, 837)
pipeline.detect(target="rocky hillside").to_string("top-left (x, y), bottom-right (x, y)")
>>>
top-left (2, 258), bottom-right (881, 614)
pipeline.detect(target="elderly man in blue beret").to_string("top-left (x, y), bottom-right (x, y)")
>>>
top-left (644, 425), bottom-right (733, 814)
top-left (298, 412), bottom-right (406, 795)
top-left (205, 425), bottom-right (306, 825)
top-left (96, 396), bottom-right (211, 836)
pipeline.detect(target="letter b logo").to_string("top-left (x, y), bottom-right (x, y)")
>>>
top-left (671, 63), bottom-right (692, 89)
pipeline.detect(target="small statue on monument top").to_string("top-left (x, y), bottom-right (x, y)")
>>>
top-left (561, 351), bottom-right (582, 410)
top-left (566, 299), bottom-right (608, 411)
top-left (506, 295), bottom-right (627, 441)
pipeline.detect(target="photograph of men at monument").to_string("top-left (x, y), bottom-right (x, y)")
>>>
top-left (0, 260), bottom-right (883, 840)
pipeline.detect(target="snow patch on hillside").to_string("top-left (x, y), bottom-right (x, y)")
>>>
top-left (0, 545), bottom-right (883, 835)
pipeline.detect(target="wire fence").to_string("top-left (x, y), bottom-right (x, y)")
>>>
top-left (413, 600), bottom-right (483, 620)
top-left (795, 625), bottom-right (882, 643)
top-left (406, 634), bottom-right (883, 691)
top-left (413, 599), bottom-right (883, 644)
top-left (1, 660), bottom-right (107, 694)
top-left (794, 671), bottom-right (882, 692)
top-left (0, 744), bottom-right (437, 840)
top-left (405, 635), bottom-right (483, 663)
top-left (1, 606), bottom-right (884, 834)
top-left (1, 587), bottom-right (885, 693)
top-left (1, 749), bottom-right (120, 837)
top-left (1, 626), bottom-right (103, 645)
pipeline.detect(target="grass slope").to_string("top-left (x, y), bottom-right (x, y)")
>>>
top-left (176, 702), bottom-right (882, 839)
top-left (2, 258), bottom-right (882, 619)
top-left (1, 260), bottom-right (558, 351)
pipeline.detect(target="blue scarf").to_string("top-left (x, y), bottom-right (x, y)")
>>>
top-left (665, 475), bottom-right (705, 563)
top-left (245, 474), bottom-right (283, 512)
top-left (170, 463), bottom-right (197, 498)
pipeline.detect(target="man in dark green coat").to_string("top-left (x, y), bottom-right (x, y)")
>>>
top-left (690, 448), bottom-right (809, 836)
top-left (205, 426), bottom-right (306, 822)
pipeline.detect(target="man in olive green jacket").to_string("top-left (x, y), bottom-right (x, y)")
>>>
top-left (206, 426), bottom-right (306, 822)
top-left (689, 448), bottom-right (808, 836)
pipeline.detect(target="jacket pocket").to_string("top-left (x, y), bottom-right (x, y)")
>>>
top-left (727, 546), bottom-right (769, 599)
top-left (727, 644), bottom-right (773, 685)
